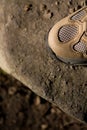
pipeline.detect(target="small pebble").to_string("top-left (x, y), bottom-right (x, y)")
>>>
top-left (8, 87), bottom-right (17, 95)
top-left (34, 96), bottom-right (41, 106)
top-left (24, 5), bottom-right (29, 11)
top-left (41, 124), bottom-right (48, 130)
top-left (43, 10), bottom-right (53, 19)
top-left (55, 1), bottom-right (58, 6)
top-left (40, 4), bottom-right (47, 12)
top-left (67, 0), bottom-right (72, 6)
top-left (24, 4), bottom-right (32, 12)
top-left (50, 108), bottom-right (56, 114)
top-left (69, 65), bottom-right (74, 69)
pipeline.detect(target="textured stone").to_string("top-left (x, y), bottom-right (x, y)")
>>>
top-left (0, 0), bottom-right (87, 122)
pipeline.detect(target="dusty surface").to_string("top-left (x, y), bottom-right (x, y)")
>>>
top-left (1, 69), bottom-right (87, 130)
top-left (0, 0), bottom-right (87, 122)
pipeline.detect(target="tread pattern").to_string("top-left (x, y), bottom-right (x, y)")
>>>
top-left (71, 10), bottom-right (86, 21)
top-left (74, 41), bottom-right (87, 53)
top-left (58, 25), bottom-right (78, 43)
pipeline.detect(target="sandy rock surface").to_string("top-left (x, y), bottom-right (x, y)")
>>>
top-left (0, 0), bottom-right (87, 122)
